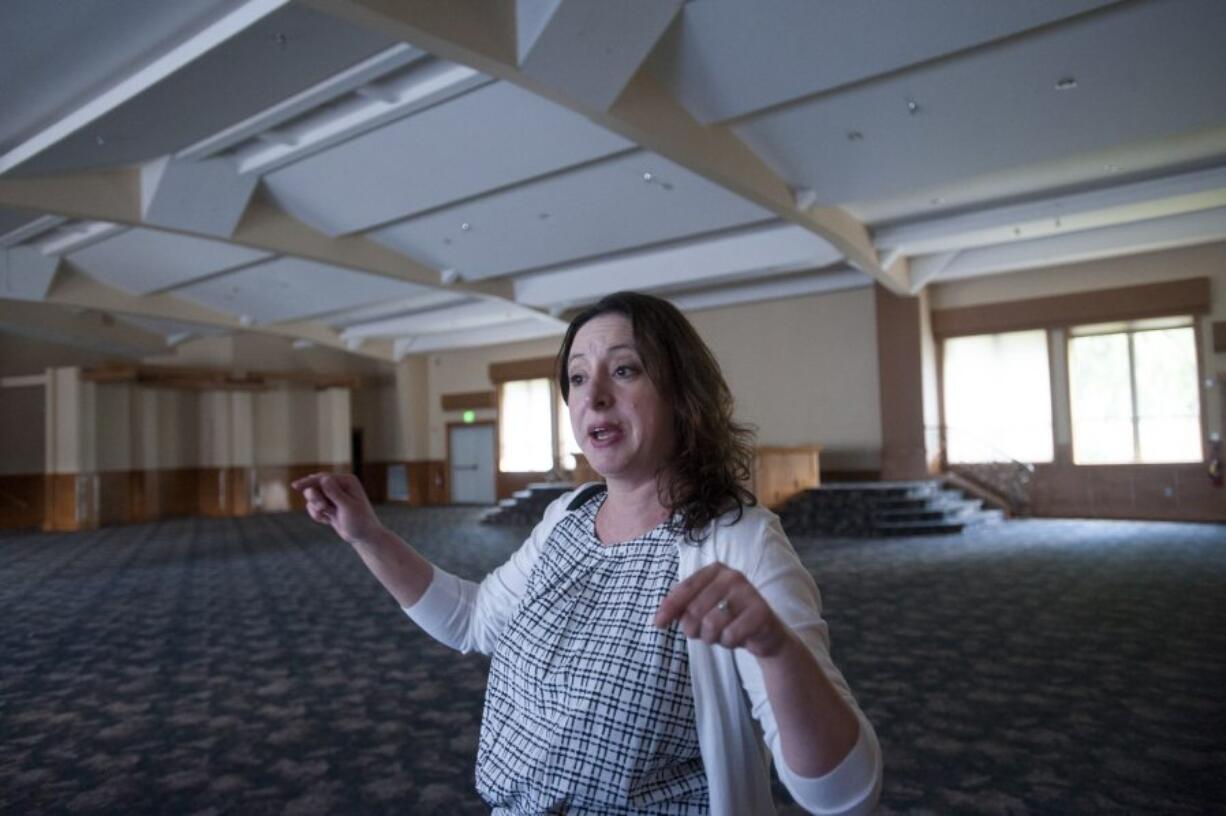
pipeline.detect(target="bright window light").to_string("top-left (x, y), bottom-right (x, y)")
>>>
top-left (557, 394), bottom-right (582, 471)
top-left (1069, 321), bottom-right (1201, 464)
top-left (499, 378), bottom-right (554, 472)
top-left (943, 329), bottom-right (1054, 463)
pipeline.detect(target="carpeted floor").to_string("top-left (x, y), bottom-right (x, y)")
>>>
top-left (2, 508), bottom-right (1225, 814)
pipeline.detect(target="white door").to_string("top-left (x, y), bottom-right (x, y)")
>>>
top-left (449, 424), bottom-right (496, 504)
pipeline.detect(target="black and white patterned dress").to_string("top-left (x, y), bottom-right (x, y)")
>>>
top-left (476, 493), bottom-right (708, 815)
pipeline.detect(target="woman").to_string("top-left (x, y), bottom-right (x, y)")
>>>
top-left (294, 292), bottom-right (882, 815)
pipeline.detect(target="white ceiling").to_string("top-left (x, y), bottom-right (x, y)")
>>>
top-left (1, 0), bottom-right (1224, 362)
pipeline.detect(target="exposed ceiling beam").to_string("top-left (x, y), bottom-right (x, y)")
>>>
top-left (936, 207), bottom-right (1226, 281)
top-left (298, 0), bottom-right (911, 295)
top-left (392, 316), bottom-right (562, 357)
top-left (0, 299), bottom-right (170, 359)
top-left (668, 269), bottom-right (871, 313)
top-left (0, 169), bottom-right (513, 300)
top-left (514, 222), bottom-right (844, 309)
top-left (877, 165), bottom-right (1226, 256)
top-left (28, 265), bottom-right (395, 362)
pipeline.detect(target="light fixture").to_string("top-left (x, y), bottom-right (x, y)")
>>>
top-left (642, 172), bottom-right (654, 182)
top-left (460, 222), bottom-right (471, 232)
top-left (1054, 77), bottom-right (1078, 91)
top-left (907, 100), bottom-right (919, 115)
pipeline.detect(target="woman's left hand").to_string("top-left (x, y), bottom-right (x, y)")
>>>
top-left (654, 562), bottom-right (794, 658)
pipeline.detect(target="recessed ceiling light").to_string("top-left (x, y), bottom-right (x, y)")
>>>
top-left (907, 100), bottom-right (919, 115)
top-left (642, 172), bottom-right (654, 182)
top-left (1054, 77), bottom-right (1078, 91)
top-left (460, 222), bottom-right (471, 232)
top-left (847, 130), bottom-right (864, 142)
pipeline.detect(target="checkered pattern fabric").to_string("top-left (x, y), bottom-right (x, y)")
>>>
top-left (477, 494), bottom-right (708, 814)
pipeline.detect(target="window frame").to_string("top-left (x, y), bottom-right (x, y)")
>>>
top-left (1065, 318), bottom-right (1206, 466)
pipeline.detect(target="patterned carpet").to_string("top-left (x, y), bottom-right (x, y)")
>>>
top-left (2, 509), bottom-right (1225, 814)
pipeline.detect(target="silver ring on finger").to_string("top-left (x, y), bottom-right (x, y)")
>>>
top-left (716, 598), bottom-right (732, 615)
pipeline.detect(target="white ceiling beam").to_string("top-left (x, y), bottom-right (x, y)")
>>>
top-left (1, 245), bottom-right (61, 301)
top-left (517, 0), bottom-right (683, 111)
top-left (231, 60), bottom-right (490, 176)
top-left (32, 266), bottom-right (396, 362)
top-left (343, 298), bottom-right (560, 339)
top-left (177, 44), bottom-right (424, 160)
top-left (938, 207), bottom-right (1226, 281)
top-left (908, 252), bottom-right (959, 294)
top-left (33, 221), bottom-right (128, 257)
top-left (514, 222), bottom-right (844, 308)
top-left (0, 215), bottom-right (67, 248)
top-left (0, 298), bottom-right (171, 358)
top-left (876, 166), bottom-right (1226, 256)
top-left (0, 0), bottom-right (293, 175)
top-left (298, 0), bottom-right (910, 295)
top-left (393, 317), bottom-right (563, 357)
top-left (140, 155), bottom-right (260, 238)
top-left (325, 289), bottom-right (473, 328)
top-left (668, 269), bottom-right (871, 313)
top-left (0, 169), bottom-right (513, 300)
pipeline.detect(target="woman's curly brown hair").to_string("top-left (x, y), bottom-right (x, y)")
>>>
top-left (557, 291), bottom-right (757, 541)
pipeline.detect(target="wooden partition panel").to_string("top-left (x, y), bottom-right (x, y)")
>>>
top-left (752, 446), bottom-right (822, 510)
top-left (0, 474), bottom-right (44, 529)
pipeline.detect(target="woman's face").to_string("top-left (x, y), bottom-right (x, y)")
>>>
top-left (566, 313), bottom-right (675, 487)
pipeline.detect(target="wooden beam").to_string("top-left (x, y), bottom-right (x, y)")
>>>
top-left (488, 355), bottom-right (556, 384)
top-left (82, 363), bottom-right (362, 391)
top-left (441, 390), bottom-right (497, 411)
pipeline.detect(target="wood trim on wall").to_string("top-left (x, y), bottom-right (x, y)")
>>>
top-left (441, 390), bottom-right (497, 411)
top-left (931, 277), bottom-right (1211, 338)
top-left (0, 474), bottom-right (44, 529)
top-left (1213, 321), bottom-right (1226, 353)
top-left (489, 356), bottom-right (556, 384)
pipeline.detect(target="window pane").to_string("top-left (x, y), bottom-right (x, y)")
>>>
top-left (943, 330), bottom-right (1053, 463)
top-left (1134, 327), bottom-right (1201, 463)
top-left (499, 378), bottom-right (554, 472)
top-left (1069, 333), bottom-right (1133, 464)
top-left (557, 394), bottom-right (582, 471)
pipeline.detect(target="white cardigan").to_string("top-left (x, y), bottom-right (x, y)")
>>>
top-left (403, 487), bottom-right (882, 815)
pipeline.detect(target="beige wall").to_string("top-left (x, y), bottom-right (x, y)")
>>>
top-left (95, 383), bottom-right (132, 471)
top-left (690, 288), bottom-right (882, 471)
top-left (0, 383), bottom-right (44, 474)
top-left (424, 336), bottom-right (562, 461)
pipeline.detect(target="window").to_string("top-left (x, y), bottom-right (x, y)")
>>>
top-left (498, 378), bottom-right (554, 472)
top-left (942, 329), bottom-right (1054, 463)
top-left (1068, 317), bottom-right (1201, 464)
top-left (557, 393), bottom-right (582, 471)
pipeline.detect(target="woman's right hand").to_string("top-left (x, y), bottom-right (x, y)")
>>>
top-left (291, 472), bottom-right (386, 545)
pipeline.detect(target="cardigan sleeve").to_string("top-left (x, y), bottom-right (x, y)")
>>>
top-left (732, 514), bottom-right (883, 815)
top-left (399, 488), bottom-right (576, 655)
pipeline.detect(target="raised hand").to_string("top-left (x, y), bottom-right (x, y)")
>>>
top-left (653, 562), bottom-right (793, 658)
top-left (291, 472), bottom-right (386, 545)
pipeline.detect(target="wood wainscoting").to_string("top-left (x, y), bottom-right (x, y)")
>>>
top-left (0, 473), bottom-right (44, 529)
top-left (0, 465), bottom-right (361, 530)
top-left (752, 446), bottom-right (822, 510)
